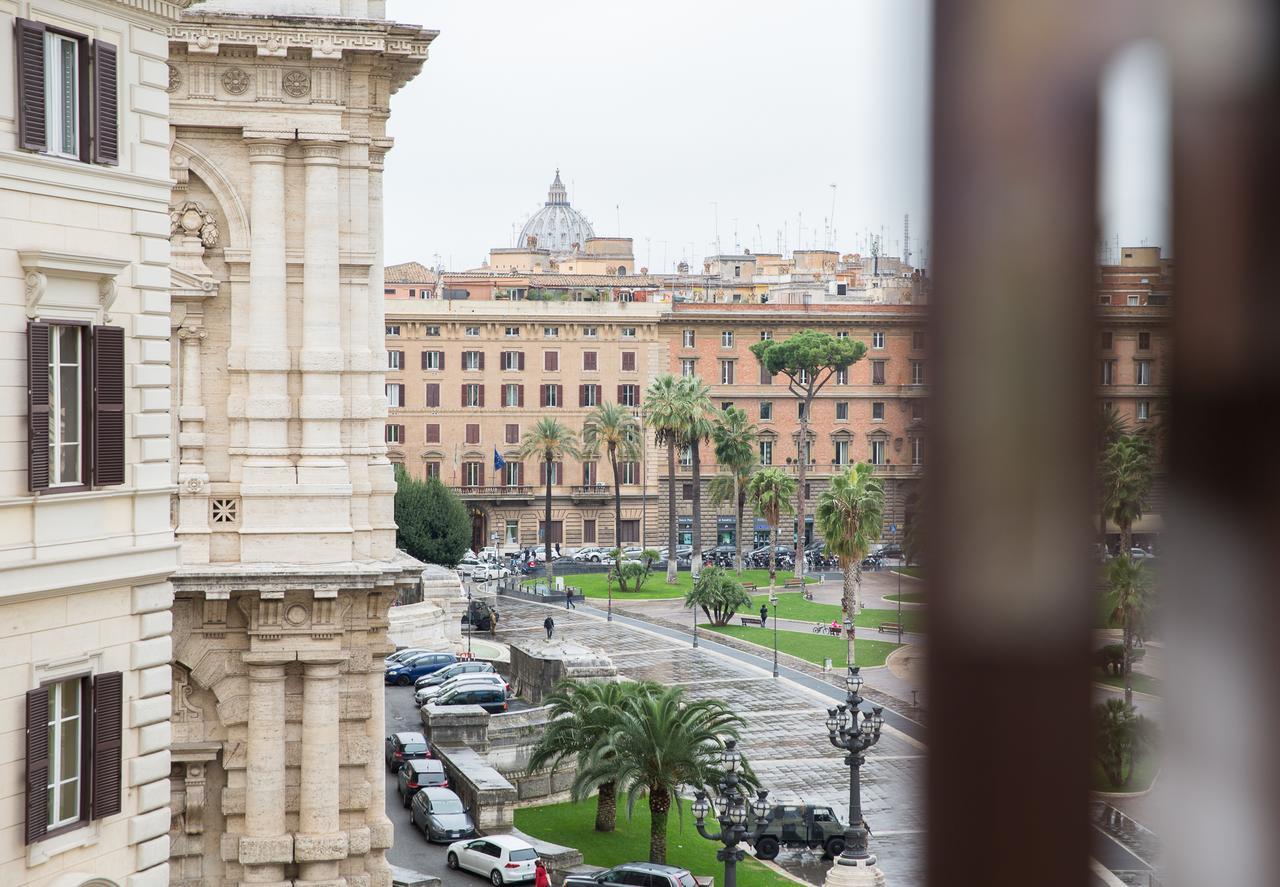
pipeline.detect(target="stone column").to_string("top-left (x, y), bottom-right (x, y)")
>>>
top-left (366, 142), bottom-right (397, 559)
top-left (239, 655), bottom-right (292, 887)
top-left (299, 141), bottom-right (348, 480)
top-left (242, 138), bottom-right (292, 483)
top-left (296, 654), bottom-right (348, 886)
top-left (346, 139), bottom-right (373, 559)
top-left (175, 323), bottom-right (211, 562)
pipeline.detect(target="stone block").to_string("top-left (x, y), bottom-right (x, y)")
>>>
top-left (139, 610), bottom-right (171, 640)
top-left (134, 313), bottom-right (171, 339)
top-left (339, 779), bottom-right (372, 812)
top-left (131, 583), bottom-right (174, 611)
top-left (136, 778), bottom-right (169, 813)
top-left (130, 694), bottom-right (171, 727)
top-left (128, 806), bottom-right (170, 844)
top-left (295, 831), bottom-right (349, 861)
top-left (135, 833), bottom-right (170, 870)
top-left (422, 705), bottom-right (490, 752)
top-left (369, 817), bottom-right (394, 850)
top-left (389, 865), bottom-right (441, 887)
top-left (129, 750), bottom-right (171, 787)
top-left (126, 862), bottom-right (171, 887)
top-left (132, 635), bottom-right (172, 669)
top-left (238, 833), bottom-right (295, 865)
top-left (138, 720), bottom-right (171, 755)
top-left (347, 825), bottom-right (371, 856)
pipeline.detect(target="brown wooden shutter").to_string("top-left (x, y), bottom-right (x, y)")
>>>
top-left (478, 385), bottom-right (485, 407)
top-left (555, 384), bottom-right (563, 407)
top-left (91, 40), bottom-right (118, 165)
top-left (539, 385), bottom-right (547, 408)
top-left (27, 323), bottom-right (51, 491)
top-left (518, 351), bottom-right (526, 371)
top-left (90, 671), bottom-right (123, 820)
top-left (421, 351), bottom-right (429, 370)
top-left (460, 384), bottom-right (467, 406)
top-left (617, 384), bottom-right (625, 403)
top-left (92, 326), bottom-right (126, 486)
top-left (437, 351), bottom-right (445, 371)
top-left (426, 383), bottom-right (439, 407)
top-left (556, 462), bottom-right (564, 485)
top-left (578, 384), bottom-right (587, 407)
top-left (15, 19), bottom-right (47, 152)
top-left (622, 352), bottom-right (636, 371)
top-left (478, 464), bottom-right (484, 486)
top-left (760, 363), bottom-right (772, 384)
top-left (477, 351), bottom-right (485, 371)
top-left (517, 385), bottom-right (525, 407)
top-left (517, 462), bottom-right (524, 485)
top-left (25, 687), bottom-right (50, 843)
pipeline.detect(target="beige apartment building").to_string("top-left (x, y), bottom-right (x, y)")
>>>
top-left (384, 300), bottom-right (666, 552)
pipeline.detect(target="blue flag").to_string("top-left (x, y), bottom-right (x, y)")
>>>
top-left (493, 448), bottom-right (506, 471)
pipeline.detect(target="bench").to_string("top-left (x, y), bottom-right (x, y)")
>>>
top-left (742, 583), bottom-right (757, 593)
top-left (877, 622), bottom-right (903, 634)
top-left (784, 577), bottom-right (804, 589)
top-left (739, 616), bottom-right (764, 627)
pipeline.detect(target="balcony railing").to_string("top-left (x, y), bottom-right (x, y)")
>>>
top-left (570, 483), bottom-right (614, 500)
top-left (453, 485), bottom-right (537, 501)
top-left (772, 462), bottom-right (925, 477)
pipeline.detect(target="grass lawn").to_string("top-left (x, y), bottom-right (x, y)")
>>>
top-left (532, 570), bottom-right (813, 600)
top-left (515, 797), bottom-right (793, 887)
top-left (747, 593), bottom-right (926, 633)
top-left (884, 592), bottom-right (927, 604)
top-left (703, 624), bottom-right (900, 668)
top-left (896, 566), bottom-right (925, 579)
top-left (1092, 749), bottom-right (1160, 794)
top-left (1093, 668), bottom-right (1163, 697)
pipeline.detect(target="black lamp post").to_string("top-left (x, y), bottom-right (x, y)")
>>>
top-left (465, 585), bottom-right (473, 659)
top-left (692, 740), bottom-right (773, 887)
top-left (825, 666), bottom-right (884, 867)
top-left (769, 590), bottom-right (779, 677)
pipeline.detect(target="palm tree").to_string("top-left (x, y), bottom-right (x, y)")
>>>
top-left (644, 376), bottom-right (686, 584)
top-left (816, 463), bottom-right (885, 667)
top-left (573, 685), bottom-right (744, 864)
top-left (1093, 698), bottom-right (1154, 789)
top-left (1101, 434), bottom-right (1154, 555)
top-left (1096, 406), bottom-right (1131, 548)
top-left (1107, 556), bottom-right (1154, 706)
top-left (527, 679), bottom-right (659, 832)
top-left (710, 407), bottom-right (758, 574)
top-left (746, 467), bottom-right (797, 597)
top-left (678, 378), bottom-right (716, 577)
top-left (582, 402), bottom-right (643, 604)
top-left (517, 418), bottom-right (582, 582)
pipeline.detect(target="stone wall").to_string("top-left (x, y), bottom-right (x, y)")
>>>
top-left (430, 744), bottom-right (517, 834)
top-left (507, 640), bottom-right (618, 705)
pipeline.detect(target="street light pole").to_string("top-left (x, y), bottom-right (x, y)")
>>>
top-left (770, 591), bottom-right (779, 677)
top-left (896, 527), bottom-right (903, 645)
top-left (692, 740), bottom-right (773, 887)
top-left (465, 585), bottom-right (473, 659)
top-left (822, 666), bottom-right (886, 887)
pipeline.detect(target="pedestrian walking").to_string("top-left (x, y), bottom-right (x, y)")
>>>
top-left (759, 602), bottom-right (769, 625)
top-left (489, 609), bottom-right (499, 637)
top-left (565, 587), bottom-right (576, 609)
top-left (554, 542), bottom-right (561, 559)
top-left (544, 615), bottom-right (555, 639)
top-left (535, 860), bottom-right (551, 887)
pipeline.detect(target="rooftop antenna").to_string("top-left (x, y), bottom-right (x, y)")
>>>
top-left (798, 212), bottom-right (804, 252)
top-left (829, 184), bottom-right (838, 249)
top-left (616, 204), bottom-right (621, 237)
top-left (711, 202), bottom-right (721, 255)
top-left (903, 214), bottom-right (912, 267)
top-left (732, 218), bottom-right (739, 253)
top-left (871, 233), bottom-right (882, 276)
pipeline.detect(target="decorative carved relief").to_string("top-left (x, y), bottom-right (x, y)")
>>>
top-left (282, 69), bottom-right (311, 97)
top-left (201, 594), bottom-right (228, 638)
top-left (221, 67), bottom-right (250, 95)
top-left (24, 272), bottom-right (46, 317)
top-left (171, 200), bottom-right (220, 248)
top-left (211, 498), bottom-right (239, 524)
top-left (168, 63), bottom-right (182, 92)
top-left (99, 277), bottom-right (117, 322)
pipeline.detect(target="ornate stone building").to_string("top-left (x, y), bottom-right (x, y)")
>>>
top-left (161, 3), bottom-right (435, 885)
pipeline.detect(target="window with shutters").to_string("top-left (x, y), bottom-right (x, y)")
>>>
top-left (621, 351), bottom-right (637, 372)
top-left (540, 462), bottom-right (563, 485)
top-left (620, 461), bottom-right (640, 485)
top-left (44, 33), bottom-right (81, 159)
top-left (542, 384), bottom-right (562, 408)
top-left (503, 383), bottom-right (522, 407)
top-left (505, 461), bottom-right (522, 486)
top-left (538, 520), bottom-right (564, 543)
top-left (462, 461), bottom-right (484, 486)
top-left (618, 519), bottom-right (640, 544)
top-left (425, 424), bottom-right (441, 443)
top-left (583, 519), bottom-right (597, 543)
top-left (583, 351), bottom-right (598, 371)
top-left (28, 322), bottom-right (123, 492)
top-left (544, 351), bottom-right (559, 372)
top-left (618, 384), bottom-right (639, 407)
top-left (16, 20), bottom-right (118, 165)
top-left (583, 461), bottom-right (598, 485)
top-left (505, 424), bottom-right (519, 444)
top-left (462, 384), bottom-right (483, 407)
top-left (422, 350), bottom-right (443, 370)
top-left (465, 424), bottom-right (480, 444)
top-left (388, 350), bottom-right (404, 370)
top-left (760, 362), bottom-right (772, 385)
top-left (385, 424), bottom-right (404, 444)
top-left (462, 351), bottom-right (484, 371)
top-left (386, 383), bottom-right (405, 408)
top-left (425, 383), bottom-right (440, 408)
top-left (425, 461), bottom-right (441, 479)
top-left (581, 385), bottom-right (600, 407)
top-left (44, 678), bottom-right (84, 829)
top-left (501, 350), bottom-right (523, 371)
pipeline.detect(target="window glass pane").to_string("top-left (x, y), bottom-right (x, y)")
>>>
top-left (59, 778), bottom-right (78, 819)
top-left (60, 715), bottom-right (79, 779)
top-left (60, 366), bottom-right (80, 442)
top-left (58, 326), bottom-right (79, 362)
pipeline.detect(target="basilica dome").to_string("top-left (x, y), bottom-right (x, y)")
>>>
top-left (517, 170), bottom-right (595, 255)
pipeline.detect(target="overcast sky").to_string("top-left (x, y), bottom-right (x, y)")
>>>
top-left (382, 1), bottom-right (1167, 271)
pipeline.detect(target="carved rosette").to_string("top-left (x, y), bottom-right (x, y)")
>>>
top-left (221, 67), bottom-right (250, 95)
top-left (282, 69), bottom-right (311, 97)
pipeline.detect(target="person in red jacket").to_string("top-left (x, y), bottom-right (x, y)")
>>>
top-left (535, 859), bottom-right (551, 887)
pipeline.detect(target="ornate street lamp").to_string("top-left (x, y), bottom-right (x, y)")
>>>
top-left (823, 666), bottom-right (886, 886)
top-left (769, 591), bottom-right (779, 677)
top-left (692, 740), bottom-right (773, 887)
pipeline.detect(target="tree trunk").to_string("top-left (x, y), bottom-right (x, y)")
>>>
top-left (666, 441), bottom-right (678, 584)
top-left (545, 449), bottom-right (555, 583)
top-left (842, 560), bottom-right (858, 667)
top-left (691, 441), bottom-right (703, 579)
top-left (769, 524), bottom-right (778, 589)
top-left (1121, 520), bottom-right (1132, 559)
top-left (611, 447), bottom-right (623, 590)
top-left (735, 483), bottom-right (745, 574)
top-left (1122, 624), bottom-right (1133, 706)
top-left (795, 397), bottom-right (809, 581)
top-left (595, 780), bottom-right (618, 832)
top-left (648, 788), bottom-right (670, 863)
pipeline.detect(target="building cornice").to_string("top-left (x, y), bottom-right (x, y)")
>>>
top-left (170, 14), bottom-right (437, 63)
top-left (113, 0), bottom-right (195, 22)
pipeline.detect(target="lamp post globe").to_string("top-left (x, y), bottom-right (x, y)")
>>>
top-left (692, 741), bottom-right (774, 887)
top-left (822, 666), bottom-right (888, 887)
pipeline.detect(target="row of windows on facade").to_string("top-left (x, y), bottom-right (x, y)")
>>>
top-left (1098, 359), bottom-right (1157, 386)
top-left (386, 324), bottom-right (639, 339)
top-left (388, 349), bottom-right (639, 373)
top-left (383, 430), bottom-right (923, 473)
top-left (1100, 331), bottom-right (1155, 351)
top-left (14, 18), bottom-right (120, 165)
top-left (682, 329), bottom-right (927, 350)
top-left (385, 383), bottom-right (644, 409)
top-left (1103, 400), bottom-right (1157, 422)
top-left (475, 518), bottom-right (640, 546)
top-left (683, 358), bottom-right (926, 386)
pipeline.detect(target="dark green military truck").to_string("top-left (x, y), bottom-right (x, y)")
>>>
top-left (749, 803), bottom-right (846, 860)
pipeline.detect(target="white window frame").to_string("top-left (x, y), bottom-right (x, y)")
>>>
top-left (759, 401), bottom-right (773, 421)
top-left (44, 33), bottom-right (80, 160)
top-left (583, 326), bottom-right (599, 338)
top-left (45, 678), bottom-right (83, 829)
top-left (385, 383), bottom-right (404, 408)
top-left (505, 462), bottom-right (521, 486)
top-left (464, 326), bottom-right (481, 337)
top-left (912, 437), bottom-right (925, 466)
top-left (870, 439), bottom-right (886, 465)
top-left (759, 331), bottom-right (773, 341)
top-left (759, 440), bottom-right (773, 466)
top-left (834, 440), bottom-right (850, 465)
top-left (502, 351), bottom-right (520, 371)
top-left (505, 519), bottom-right (520, 544)
top-left (544, 326), bottom-right (560, 338)
top-left (1127, 294), bottom-right (1141, 306)
top-left (680, 359), bottom-right (696, 378)
top-left (872, 331), bottom-right (885, 349)
top-left (423, 351), bottom-right (442, 371)
top-left (462, 351), bottom-right (482, 371)
top-left (1137, 400), bottom-right (1151, 422)
top-left (47, 324), bottom-right (84, 487)
top-left (463, 462), bottom-right (482, 486)
top-left (1101, 360), bottom-right (1115, 386)
top-left (620, 461), bottom-right (639, 485)
top-left (621, 327), bottom-right (637, 339)
top-left (463, 384), bottom-right (481, 407)
top-left (425, 325), bottom-right (441, 337)
top-left (721, 330), bottom-right (735, 348)
top-left (619, 385), bottom-right (638, 407)
top-left (836, 401), bottom-right (849, 421)
top-left (544, 385), bottom-right (560, 408)
top-left (503, 383), bottom-right (520, 407)
top-left (835, 368), bottom-right (848, 385)
top-left (679, 445), bottom-right (692, 468)
top-left (837, 331), bottom-right (849, 340)
top-left (385, 324), bottom-right (401, 337)
top-left (583, 385), bottom-right (599, 407)
top-left (387, 350), bottom-right (404, 370)
top-left (505, 326), bottom-right (521, 337)
top-left (385, 424), bottom-right (403, 444)
top-left (683, 330), bottom-right (696, 348)
top-left (1135, 360), bottom-right (1151, 386)
top-left (911, 361), bottom-right (926, 385)
top-left (720, 360), bottom-right (734, 385)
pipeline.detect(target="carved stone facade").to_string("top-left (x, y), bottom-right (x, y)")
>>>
top-left (163, 3), bottom-right (434, 886)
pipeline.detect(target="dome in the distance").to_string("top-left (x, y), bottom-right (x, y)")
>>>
top-left (517, 170), bottom-right (595, 255)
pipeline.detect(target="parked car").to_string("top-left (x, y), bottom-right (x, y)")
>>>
top-left (415, 660), bottom-right (497, 691)
top-left (456, 556), bottom-right (483, 577)
top-left (385, 647), bottom-right (428, 665)
top-left (573, 546), bottom-right (608, 563)
top-left (415, 673), bottom-right (509, 707)
top-left (397, 757), bottom-right (448, 805)
top-left (874, 544), bottom-right (903, 560)
top-left (747, 802), bottom-right (846, 860)
top-left (446, 834), bottom-right (540, 885)
top-left (430, 685), bottom-right (509, 714)
top-left (564, 863), bottom-right (699, 887)
top-left (411, 787), bottom-right (477, 842)
top-left (472, 564), bottom-right (511, 581)
top-left (386, 651), bottom-right (458, 686)
top-left (384, 731), bottom-right (431, 771)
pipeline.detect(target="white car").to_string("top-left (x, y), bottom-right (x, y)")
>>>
top-left (456, 557), bottom-right (482, 577)
top-left (415, 673), bottom-right (509, 707)
top-left (447, 834), bottom-right (540, 885)
top-left (472, 564), bottom-right (511, 582)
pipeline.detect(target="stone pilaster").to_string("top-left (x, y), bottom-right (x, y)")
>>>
top-left (296, 655), bottom-right (348, 887)
top-left (366, 142), bottom-right (397, 560)
top-left (241, 137), bottom-right (292, 479)
top-left (299, 140), bottom-right (347, 480)
top-left (176, 323), bottom-right (211, 563)
top-left (239, 654), bottom-right (293, 887)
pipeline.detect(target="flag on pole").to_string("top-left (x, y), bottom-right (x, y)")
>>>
top-left (493, 448), bottom-right (506, 472)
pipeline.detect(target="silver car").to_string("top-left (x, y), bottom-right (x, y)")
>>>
top-left (415, 673), bottom-right (509, 707)
top-left (411, 787), bottom-right (476, 842)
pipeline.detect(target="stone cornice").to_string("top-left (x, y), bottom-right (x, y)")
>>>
top-left (114, 0), bottom-right (196, 22)
top-left (170, 15), bottom-right (436, 63)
